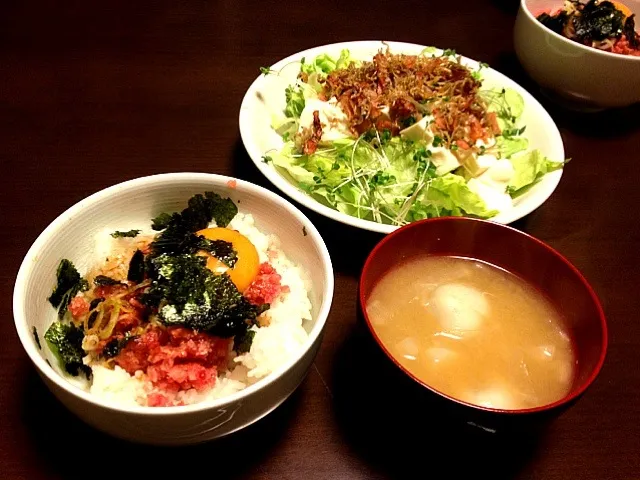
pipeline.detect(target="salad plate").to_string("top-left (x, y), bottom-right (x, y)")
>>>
top-left (239, 41), bottom-right (565, 233)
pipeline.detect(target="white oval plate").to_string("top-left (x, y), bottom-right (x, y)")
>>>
top-left (239, 41), bottom-right (565, 234)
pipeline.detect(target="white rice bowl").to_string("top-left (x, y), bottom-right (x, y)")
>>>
top-left (14, 173), bottom-right (333, 445)
top-left (85, 211), bottom-right (312, 407)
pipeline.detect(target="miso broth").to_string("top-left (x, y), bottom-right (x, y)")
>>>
top-left (366, 256), bottom-right (575, 410)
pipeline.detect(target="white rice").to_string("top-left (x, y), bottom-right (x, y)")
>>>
top-left (87, 212), bottom-right (312, 407)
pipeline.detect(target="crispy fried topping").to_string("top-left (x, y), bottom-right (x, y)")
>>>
top-left (322, 49), bottom-right (496, 146)
top-left (302, 110), bottom-right (323, 155)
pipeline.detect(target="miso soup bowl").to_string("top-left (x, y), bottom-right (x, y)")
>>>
top-left (13, 173), bottom-right (334, 445)
top-left (359, 217), bottom-right (607, 431)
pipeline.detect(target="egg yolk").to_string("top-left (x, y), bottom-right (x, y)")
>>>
top-left (606, 0), bottom-right (632, 17)
top-left (196, 227), bottom-right (259, 292)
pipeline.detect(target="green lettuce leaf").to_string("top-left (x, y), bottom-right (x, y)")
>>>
top-left (335, 49), bottom-right (355, 69)
top-left (272, 117), bottom-right (297, 141)
top-left (508, 150), bottom-right (565, 197)
top-left (271, 137), bottom-right (499, 224)
top-left (503, 89), bottom-right (524, 118)
top-left (421, 46), bottom-right (439, 55)
top-left (272, 147), bottom-right (316, 185)
top-left (300, 49), bottom-right (357, 75)
top-left (414, 174), bottom-right (498, 219)
top-left (497, 136), bottom-right (529, 158)
top-left (284, 85), bottom-right (305, 118)
top-left (306, 73), bottom-right (324, 93)
top-left (482, 88), bottom-right (525, 132)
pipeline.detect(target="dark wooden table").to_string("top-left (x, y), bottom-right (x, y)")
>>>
top-left (2, 1), bottom-right (639, 478)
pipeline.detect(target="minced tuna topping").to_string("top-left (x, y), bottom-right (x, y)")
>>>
top-left (43, 191), bottom-right (311, 407)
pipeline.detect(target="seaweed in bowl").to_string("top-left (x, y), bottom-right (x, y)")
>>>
top-left (43, 191), bottom-right (312, 408)
top-left (537, 0), bottom-right (640, 56)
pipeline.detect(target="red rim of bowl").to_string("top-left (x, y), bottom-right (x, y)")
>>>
top-left (359, 216), bottom-right (608, 415)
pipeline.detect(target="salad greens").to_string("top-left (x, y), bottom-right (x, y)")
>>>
top-left (284, 85), bottom-right (305, 119)
top-left (264, 47), bottom-right (565, 225)
top-left (508, 150), bottom-right (566, 197)
top-left (300, 49), bottom-right (359, 75)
